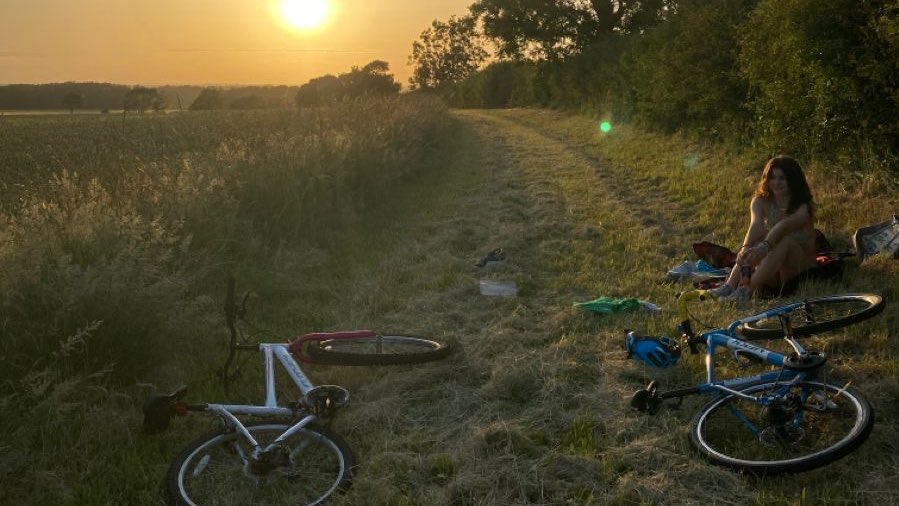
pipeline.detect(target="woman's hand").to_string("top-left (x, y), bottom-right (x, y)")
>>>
top-left (743, 242), bottom-right (769, 265)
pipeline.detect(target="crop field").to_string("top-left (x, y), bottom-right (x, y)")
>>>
top-left (0, 101), bottom-right (896, 505)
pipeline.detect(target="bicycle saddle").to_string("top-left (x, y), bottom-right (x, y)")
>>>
top-left (142, 385), bottom-right (188, 435)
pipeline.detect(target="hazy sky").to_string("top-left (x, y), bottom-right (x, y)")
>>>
top-left (0, 0), bottom-right (472, 87)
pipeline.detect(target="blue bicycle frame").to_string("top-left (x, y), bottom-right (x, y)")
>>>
top-left (654, 292), bottom-right (825, 406)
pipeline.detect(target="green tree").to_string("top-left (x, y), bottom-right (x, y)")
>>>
top-left (470, 0), bottom-right (673, 60)
top-left (189, 88), bottom-right (224, 110)
top-left (295, 61), bottom-right (400, 108)
top-left (409, 16), bottom-right (488, 90)
top-left (295, 74), bottom-right (343, 107)
top-left (123, 86), bottom-right (164, 114)
top-left (739, 0), bottom-right (898, 156)
top-left (340, 60), bottom-right (401, 97)
top-left (625, 0), bottom-right (755, 136)
top-left (61, 92), bottom-right (84, 114)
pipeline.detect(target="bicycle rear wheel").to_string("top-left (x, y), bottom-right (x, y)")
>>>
top-left (167, 421), bottom-right (354, 506)
top-left (690, 381), bottom-right (873, 475)
top-left (305, 335), bottom-right (450, 365)
top-left (738, 293), bottom-right (884, 340)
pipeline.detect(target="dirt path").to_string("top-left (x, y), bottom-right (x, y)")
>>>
top-left (314, 109), bottom-right (764, 505)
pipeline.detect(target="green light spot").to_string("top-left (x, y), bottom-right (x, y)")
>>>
top-left (599, 122), bottom-right (611, 133)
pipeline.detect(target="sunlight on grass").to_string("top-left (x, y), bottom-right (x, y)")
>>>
top-left (1, 103), bottom-right (894, 505)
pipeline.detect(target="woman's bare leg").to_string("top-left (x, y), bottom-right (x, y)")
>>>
top-left (725, 250), bottom-right (749, 288)
top-left (750, 239), bottom-right (809, 293)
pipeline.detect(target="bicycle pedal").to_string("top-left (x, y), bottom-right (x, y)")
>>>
top-left (630, 381), bottom-right (661, 414)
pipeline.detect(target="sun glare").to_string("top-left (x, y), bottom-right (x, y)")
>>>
top-left (280, 0), bottom-right (329, 30)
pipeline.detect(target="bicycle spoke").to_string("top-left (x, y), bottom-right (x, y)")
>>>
top-left (691, 382), bottom-right (872, 473)
top-left (170, 424), bottom-right (351, 505)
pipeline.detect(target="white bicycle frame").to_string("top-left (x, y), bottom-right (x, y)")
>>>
top-left (200, 343), bottom-right (325, 449)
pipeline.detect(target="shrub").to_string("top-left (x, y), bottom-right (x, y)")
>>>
top-left (739, 0), bottom-right (899, 158)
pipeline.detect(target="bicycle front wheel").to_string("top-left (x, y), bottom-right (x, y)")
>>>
top-left (166, 421), bottom-right (354, 506)
top-left (690, 381), bottom-right (873, 475)
top-left (305, 335), bottom-right (451, 365)
top-left (738, 293), bottom-right (884, 340)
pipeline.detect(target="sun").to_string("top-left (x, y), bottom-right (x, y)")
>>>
top-left (280, 0), bottom-right (329, 30)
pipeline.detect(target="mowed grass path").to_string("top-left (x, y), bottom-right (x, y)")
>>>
top-left (175, 108), bottom-right (898, 505)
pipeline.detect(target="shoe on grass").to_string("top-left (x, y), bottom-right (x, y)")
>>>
top-left (475, 248), bottom-right (505, 267)
top-left (721, 286), bottom-right (750, 302)
top-left (707, 283), bottom-right (733, 298)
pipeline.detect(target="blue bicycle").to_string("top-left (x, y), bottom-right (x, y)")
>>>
top-left (627, 292), bottom-right (884, 474)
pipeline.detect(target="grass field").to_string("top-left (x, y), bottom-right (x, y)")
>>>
top-left (1, 103), bottom-right (896, 505)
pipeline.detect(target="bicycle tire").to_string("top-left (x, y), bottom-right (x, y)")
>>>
top-left (738, 293), bottom-right (884, 340)
top-left (166, 421), bottom-right (354, 506)
top-left (305, 335), bottom-right (450, 365)
top-left (690, 381), bottom-right (873, 475)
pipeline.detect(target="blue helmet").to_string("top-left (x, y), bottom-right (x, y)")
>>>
top-left (626, 331), bottom-right (681, 368)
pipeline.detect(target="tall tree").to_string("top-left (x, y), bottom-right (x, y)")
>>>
top-left (340, 60), bottom-right (401, 97)
top-left (409, 16), bottom-right (488, 90)
top-left (296, 61), bottom-right (401, 107)
top-left (61, 92), bottom-right (84, 114)
top-left (123, 86), bottom-right (164, 114)
top-left (470, 0), bottom-right (673, 59)
top-left (471, 0), bottom-right (580, 59)
top-left (296, 74), bottom-right (343, 107)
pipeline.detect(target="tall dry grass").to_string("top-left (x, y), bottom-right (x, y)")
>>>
top-left (0, 95), bottom-right (450, 504)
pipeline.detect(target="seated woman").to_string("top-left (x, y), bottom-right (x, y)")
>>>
top-left (710, 155), bottom-right (817, 300)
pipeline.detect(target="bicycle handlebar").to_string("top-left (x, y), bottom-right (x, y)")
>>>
top-left (222, 276), bottom-right (250, 396)
top-left (676, 289), bottom-right (709, 354)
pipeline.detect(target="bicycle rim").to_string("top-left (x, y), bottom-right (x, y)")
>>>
top-left (167, 422), bottom-right (353, 506)
top-left (306, 335), bottom-right (450, 365)
top-left (738, 293), bottom-right (884, 339)
top-left (690, 381), bottom-right (873, 474)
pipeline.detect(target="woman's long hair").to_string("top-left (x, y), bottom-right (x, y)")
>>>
top-left (754, 155), bottom-right (815, 219)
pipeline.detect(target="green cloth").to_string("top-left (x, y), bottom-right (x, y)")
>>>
top-left (574, 296), bottom-right (642, 314)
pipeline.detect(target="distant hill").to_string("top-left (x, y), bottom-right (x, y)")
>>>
top-left (0, 82), bottom-right (300, 110)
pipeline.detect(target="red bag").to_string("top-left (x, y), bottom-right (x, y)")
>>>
top-left (692, 241), bottom-right (737, 268)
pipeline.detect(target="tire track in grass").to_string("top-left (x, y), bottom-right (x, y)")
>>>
top-left (322, 110), bottom-right (751, 505)
top-left (456, 110), bottom-right (690, 266)
top-left (450, 110), bottom-right (752, 504)
top-left (483, 109), bottom-right (707, 258)
top-left (322, 112), bottom-right (610, 505)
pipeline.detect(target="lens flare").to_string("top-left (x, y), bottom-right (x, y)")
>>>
top-left (599, 122), bottom-right (612, 133)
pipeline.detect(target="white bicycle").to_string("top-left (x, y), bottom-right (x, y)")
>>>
top-left (142, 278), bottom-right (449, 505)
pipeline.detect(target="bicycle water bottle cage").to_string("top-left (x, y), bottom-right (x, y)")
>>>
top-left (304, 385), bottom-right (350, 418)
top-left (626, 332), bottom-right (681, 368)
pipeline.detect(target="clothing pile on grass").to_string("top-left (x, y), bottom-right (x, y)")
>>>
top-left (854, 215), bottom-right (899, 260)
top-left (672, 228), bottom-right (853, 297)
top-left (574, 296), bottom-right (660, 315)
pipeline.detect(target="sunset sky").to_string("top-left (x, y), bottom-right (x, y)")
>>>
top-left (0, 0), bottom-right (472, 87)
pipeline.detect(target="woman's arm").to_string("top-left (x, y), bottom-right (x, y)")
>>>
top-left (740, 197), bottom-right (768, 251)
top-left (763, 203), bottom-right (811, 247)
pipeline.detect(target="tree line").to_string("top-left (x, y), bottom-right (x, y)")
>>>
top-left (0, 83), bottom-right (301, 112)
top-left (408, 0), bottom-right (898, 165)
top-left (0, 61), bottom-right (403, 113)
